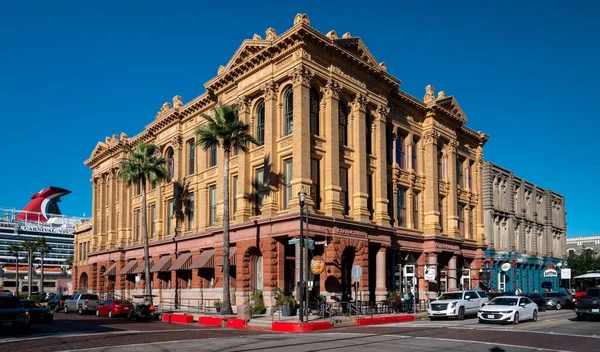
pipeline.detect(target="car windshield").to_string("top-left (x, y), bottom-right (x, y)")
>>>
top-left (586, 289), bottom-right (600, 298)
top-left (542, 292), bottom-right (558, 297)
top-left (489, 298), bottom-right (518, 306)
top-left (115, 300), bottom-right (131, 305)
top-left (87, 295), bottom-right (99, 300)
top-left (438, 293), bottom-right (463, 300)
top-left (0, 296), bottom-right (21, 309)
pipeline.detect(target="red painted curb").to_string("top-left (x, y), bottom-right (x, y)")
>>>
top-left (198, 316), bottom-right (225, 327)
top-left (170, 314), bottom-right (194, 324)
top-left (162, 314), bottom-right (171, 323)
top-left (226, 318), bottom-right (247, 328)
top-left (272, 321), bottom-right (332, 333)
top-left (354, 314), bottom-right (415, 326)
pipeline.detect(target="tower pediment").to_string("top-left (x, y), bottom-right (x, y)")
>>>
top-left (334, 37), bottom-right (381, 70)
top-left (436, 96), bottom-right (468, 123)
top-left (222, 39), bottom-right (270, 73)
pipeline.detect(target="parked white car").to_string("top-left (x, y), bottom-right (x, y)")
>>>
top-left (477, 296), bottom-right (538, 324)
top-left (428, 290), bottom-right (489, 320)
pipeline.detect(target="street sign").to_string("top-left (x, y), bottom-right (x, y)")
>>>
top-left (287, 238), bottom-right (314, 250)
top-left (351, 265), bottom-right (362, 281)
top-left (560, 268), bottom-right (571, 279)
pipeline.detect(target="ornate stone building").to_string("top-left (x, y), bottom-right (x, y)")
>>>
top-left (482, 162), bottom-right (567, 293)
top-left (73, 14), bottom-right (489, 307)
top-left (566, 236), bottom-right (600, 257)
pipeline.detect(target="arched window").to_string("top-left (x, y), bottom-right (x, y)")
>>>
top-left (255, 101), bottom-right (265, 146)
top-left (166, 148), bottom-right (174, 182)
top-left (339, 102), bottom-right (348, 146)
top-left (253, 255), bottom-right (263, 291)
top-left (310, 88), bottom-right (320, 135)
top-left (283, 87), bottom-right (293, 136)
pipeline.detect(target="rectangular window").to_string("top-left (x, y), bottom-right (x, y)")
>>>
top-left (135, 209), bottom-right (141, 240)
top-left (209, 145), bottom-right (217, 167)
top-left (469, 208), bottom-right (474, 239)
top-left (340, 168), bottom-right (349, 215)
top-left (310, 159), bottom-right (320, 210)
top-left (367, 174), bottom-right (374, 219)
top-left (457, 156), bottom-right (464, 188)
top-left (232, 175), bottom-right (238, 216)
top-left (396, 134), bottom-right (405, 168)
top-left (187, 139), bottom-right (195, 175)
top-left (167, 199), bottom-right (173, 236)
top-left (150, 204), bottom-right (156, 238)
top-left (411, 139), bottom-right (418, 172)
top-left (413, 192), bottom-right (419, 229)
top-left (458, 204), bottom-right (464, 237)
top-left (339, 104), bottom-right (348, 147)
top-left (437, 148), bottom-right (443, 179)
top-left (366, 114), bottom-right (372, 155)
top-left (283, 158), bottom-right (293, 210)
top-left (135, 180), bottom-right (141, 195)
top-left (466, 161), bottom-right (472, 189)
top-left (438, 197), bottom-right (444, 232)
top-left (254, 168), bottom-right (264, 216)
top-left (187, 193), bottom-right (195, 230)
top-left (397, 188), bottom-right (406, 227)
top-left (310, 89), bottom-right (320, 135)
top-left (209, 185), bottom-right (217, 226)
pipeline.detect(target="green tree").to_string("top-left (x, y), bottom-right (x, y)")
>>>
top-left (119, 141), bottom-right (169, 303)
top-left (7, 243), bottom-right (22, 296)
top-left (36, 237), bottom-right (51, 294)
top-left (21, 240), bottom-right (38, 298)
top-left (568, 249), bottom-right (600, 277)
top-left (64, 255), bottom-right (74, 267)
top-left (195, 102), bottom-right (258, 315)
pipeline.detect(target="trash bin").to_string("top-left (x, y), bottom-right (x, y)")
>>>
top-left (237, 305), bottom-right (253, 321)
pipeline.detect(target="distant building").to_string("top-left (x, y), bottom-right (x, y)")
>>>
top-left (482, 162), bottom-right (567, 293)
top-left (566, 236), bottom-right (600, 257)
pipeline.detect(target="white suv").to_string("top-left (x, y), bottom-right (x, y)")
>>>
top-left (428, 290), bottom-right (489, 320)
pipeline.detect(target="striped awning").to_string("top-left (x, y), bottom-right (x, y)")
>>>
top-left (189, 249), bottom-right (215, 269)
top-left (119, 260), bottom-right (138, 275)
top-left (169, 252), bottom-right (193, 271)
top-left (150, 255), bottom-right (172, 273)
top-left (102, 262), bottom-right (118, 277)
top-left (132, 259), bottom-right (152, 274)
top-left (215, 247), bottom-right (237, 266)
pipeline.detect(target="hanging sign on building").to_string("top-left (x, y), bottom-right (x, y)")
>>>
top-left (560, 268), bottom-right (571, 279)
top-left (310, 255), bottom-right (325, 275)
top-left (501, 263), bottom-right (512, 272)
top-left (544, 269), bottom-right (558, 277)
top-left (424, 265), bottom-right (436, 281)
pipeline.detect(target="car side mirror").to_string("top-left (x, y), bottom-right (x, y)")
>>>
top-left (519, 303), bottom-right (526, 307)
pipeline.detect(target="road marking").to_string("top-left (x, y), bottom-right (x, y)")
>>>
top-left (0, 328), bottom-right (223, 345)
top-left (449, 325), bottom-right (600, 339)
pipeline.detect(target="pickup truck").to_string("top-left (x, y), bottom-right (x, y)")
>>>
top-left (575, 288), bottom-right (600, 320)
top-left (64, 293), bottom-right (101, 315)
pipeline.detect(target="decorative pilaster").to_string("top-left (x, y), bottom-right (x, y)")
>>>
top-left (475, 145), bottom-right (485, 244)
top-left (448, 255), bottom-right (457, 291)
top-left (447, 139), bottom-right (460, 237)
top-left (373, 104), bottom-right (390, 225)
top-left (234, 95), bottom-right (253, 222)
top-left (375, 247), bottom-right (387, 301)
top-left (323, 78), bottom-right (344, 217)
top-left (422, 128), bottom-right (441, 234)
top-left (351, 93), bottom-right (371, 222)
top-left (260, 80), bottom-right (280, 216)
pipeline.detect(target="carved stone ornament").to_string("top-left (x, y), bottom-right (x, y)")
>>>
top-left (293, 48), bottom-right (312, 61)
top-left (218, 65), bottom-right (225, 75)
top-left (326, 30), bottom-right (338, 40)
top-left (353, 93), bottom-right (368, 111)
top-left (172, 95), bottom-right (183, 109)
top-left (437, 91), bottom-right (447, 100)
top-left (376, 104), bottom-right (390, 119)
top-left (171, 136), bottom-right (183, 149)
top-left (290, 66), bottom-right (313, 86)
top-left (424, 85), bottom-right (435, 104)
top-left (265, 27), bottom-right (277, 41)
top-left (293, 13), bottom-right (310, 26)
top-left (342, 32), bottom-right (352, 38)
top-left (236, 96), bottom-right (249, 114)
top-left (379, 62), bottom-right (387, 71)
top-left (326, 78), bottom-right (341, 99)
top-left (423, 130), bottom-right (439, 145)
top-left (447, 139), bottom-right (459, 153)
top-left (262, 80), bottom-right (279, 100)
top-left (252, 33), bottom-right (262, 40)
top-left (156, 101), bottom-right (172, 119)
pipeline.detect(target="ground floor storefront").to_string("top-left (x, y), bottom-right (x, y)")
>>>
top-left (74, 214), bottom-right (486, 307)
top-left (481, 249), bottom-right (567, 294)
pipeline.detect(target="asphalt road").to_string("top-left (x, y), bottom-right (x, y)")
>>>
top-left (0, 309), bottom-right (597, 352)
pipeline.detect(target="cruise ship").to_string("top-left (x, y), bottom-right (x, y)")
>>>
top-left (0, 186), bottom-right (88, 294)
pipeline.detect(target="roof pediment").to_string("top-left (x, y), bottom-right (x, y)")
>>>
top-left (222, 39), bottom-right (270, 73)
top-left (334, 37), bottom-right (380, 70)
top-left (89, 141), bottom-right (108, 159)
top-left (436, 96), bottom-right (468, 123)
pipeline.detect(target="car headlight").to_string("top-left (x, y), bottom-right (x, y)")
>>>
top-left (450, 302), bottom-right (457, 308)
top-left (500, 310), bottom-right (513, 314)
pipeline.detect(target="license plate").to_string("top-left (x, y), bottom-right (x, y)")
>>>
top-left (124, 307), bottom-right (130, 310)
top-left (592, 309), bottom-right (599, 313)
top-left (487, 315), bottom-right (494, 318)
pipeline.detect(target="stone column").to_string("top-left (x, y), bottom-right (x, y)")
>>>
top-left (91, 177), bottom-right (99, 246)
top-left (373, 105), bottom-right (390, 225)
top-left (235, 96), bottom-right (252, 222)
top-left (323, 78), bottom-right (343, 217)
top-left (422, 127), bottom-right (441, 234)
top-left (427, 253), bottom-right (438, 299)
top-left (260, 80), bottom-right (280, 216)
top-left (290, 65), bottom-right (313, 210)
top-left (447, 140), bottom-right (460, 237)
top-left (352, 93), bottom-right (371, 222)
top-left (448, 255), bottom-right (458, 291)
top-left (475, 147), bottom-right (485, 243)
top-left (375, 247), bottom-right (387, 301)
top-left (407, 187), bottom-right (414, 229)
top-left (98, 174), bottom-right (107, 250)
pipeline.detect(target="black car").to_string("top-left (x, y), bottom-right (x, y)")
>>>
top-left (542, 291), bottom-right (573, 310)
top-left (51, 294), bottom-right (72, 312)
top-left (20, 300), bottom-right (53, 323)
top-left (524, 293), bottom-right (547, 312)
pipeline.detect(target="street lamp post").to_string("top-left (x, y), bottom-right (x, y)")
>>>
top-left (298, 189), bottom-right (306, 323)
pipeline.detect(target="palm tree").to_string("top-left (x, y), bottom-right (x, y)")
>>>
top-left (195, 102), bottom-right (258, 314)
top-left (7, 243), bottom-right (22, 296)
top-left (119, 141), bottom-right (169, 304)
top-left (36, 237), bottom-right (51, 294)
top-left (64, 255), bottom-right (74, 267)
top-left (21, 240), bottom-right (37, 298)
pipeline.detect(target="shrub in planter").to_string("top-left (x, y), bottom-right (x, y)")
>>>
top-left (252, 290), bottom-right (266, 314)
top-left (214, 299), bottom-right (222, 313)
top-left (275, 288), bottom-right (296, 316)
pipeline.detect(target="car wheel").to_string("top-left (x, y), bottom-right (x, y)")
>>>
top-left (19, 323), bottom-right (31, 334)
top-left (108, 310), bottom-right (113, 318)
top-left (64, 305), bottom-right (69, 314)
top-left (457, 307), bottom-right (465, 321)
top-left (556, 303), bottom-right (562, 310)
top-left (576, 313), bottom-right (585, 321)
top-left (478, 319), bottom-right (485, 324)
top-left (96, 309), bottom-right (100, 317)
top-left (532, 310), bottom-right (538, 322)
top-left (513, 312), bottom-right (519, 325)
top-left (78, 306), bottom-right (83, 315)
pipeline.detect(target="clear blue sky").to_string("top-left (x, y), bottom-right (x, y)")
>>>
top-left (0, 1), bottom-right (597, 237)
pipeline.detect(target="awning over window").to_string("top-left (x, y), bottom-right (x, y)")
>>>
top-left (189, 249), bottom-right (215, 269)
top-left (150, 255), bottom-right (172, 273)
top-left (132, 259), bottom-right (152, 274)
top-left (169, 252), bottom-right (193, 271)
top-left (215, 247), bottom-right (237, 266)
top-left (102, 262), bottom-right (118, 277)
top-left (119, 260), bottom-right (138, 275)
